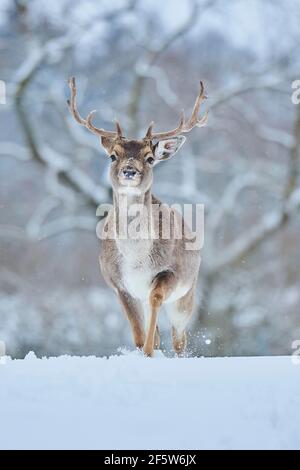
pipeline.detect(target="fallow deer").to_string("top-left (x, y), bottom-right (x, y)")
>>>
top-left (67, 77), bottom-right (208, 356)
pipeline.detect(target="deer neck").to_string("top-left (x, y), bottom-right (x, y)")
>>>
top-left (113, 187), bottom-right (153, 249)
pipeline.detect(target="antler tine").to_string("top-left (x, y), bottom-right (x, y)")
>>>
top-left (67, 77), bottom-right (86, 125)
top-left (195, 109), bottom-right (209, 128)
top-left (145, 81), bottom-right (208, 140)
top-left (181, 81), bottom-right (208, 132)
top-left (145, 111), bottom-right (185, 141)
top-left (144, 121), bottom-right (155, 140)
top-left (115, 120), bottom-right (124, 138)
top-left (67, 76), bottom-right (119, 138)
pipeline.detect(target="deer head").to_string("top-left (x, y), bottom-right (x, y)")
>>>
top-left (67, 77), bottom-right (208, 194)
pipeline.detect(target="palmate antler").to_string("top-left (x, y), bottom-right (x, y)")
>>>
top-left (144, 81), bottom-right (208, 141)
top-left (67, 76), bottom-right (123, 139)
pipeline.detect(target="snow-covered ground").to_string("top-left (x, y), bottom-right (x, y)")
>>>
top-left (0, 352), bottom-right (299, 450)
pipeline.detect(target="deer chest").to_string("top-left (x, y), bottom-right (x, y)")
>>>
top-left (119, 241), bottom-right (153, 300)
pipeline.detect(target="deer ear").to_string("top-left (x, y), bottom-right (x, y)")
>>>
top-left (153, 136), bottom-right (186, 161)
top-left (101, 136), bottom-right (115, 155)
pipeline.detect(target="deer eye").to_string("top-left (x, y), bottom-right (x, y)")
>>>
top-left (146, 156), bottom-right (155, 165)
top-left (110, 154), bottom-right (117, 162)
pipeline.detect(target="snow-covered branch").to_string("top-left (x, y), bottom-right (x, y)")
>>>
top-left (208, 192), bottom-right (300, 274)
top-left (13, 50), bottom-right (110, 208)
top-left (209, 71), bottom-right (298, 111)
top-left (127, 0), bottom-right (205, 135)
top-left (26, 197), bottom-right (61, 240)
top-left (0, 142), bottom-right (31, 161)
top-left (207, 106), bottom-right (300, 274)
top-left (38, 215), bottom-right (96, 240)
top-left (206, 173), bottom-right (270, 241)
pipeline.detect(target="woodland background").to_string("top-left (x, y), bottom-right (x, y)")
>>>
top-left (0, 0), bottom-right (299, 357)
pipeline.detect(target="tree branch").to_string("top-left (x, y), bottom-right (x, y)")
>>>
top-left (127, 0), bottom-right (205, 135)
top-left (207, 106), bottom-right (300, 274)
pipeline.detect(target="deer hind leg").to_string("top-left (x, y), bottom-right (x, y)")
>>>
top-left (143, 270), bottom-right (176, 357)
top-left (154, 326), bottom-right (160, 349)
top-left (166, 282), bottom-right (196, 356)
top-left (117, 290), bottom-right (145, 349)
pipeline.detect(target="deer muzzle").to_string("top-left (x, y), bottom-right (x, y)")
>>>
top-left (122, 166), bottom-right (138, 179)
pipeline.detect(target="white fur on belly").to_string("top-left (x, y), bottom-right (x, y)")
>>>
top-left (122, 262), bottom-right (189, 304)
top-left (120, 241), bottom-right (152, 300)
top-left (119, 240), bottom-right (190, 303)
top-left (122, 262), bottom-right (152, 300)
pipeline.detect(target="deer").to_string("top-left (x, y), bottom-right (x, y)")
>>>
top-left (67, 77), bottom-right (208, 356)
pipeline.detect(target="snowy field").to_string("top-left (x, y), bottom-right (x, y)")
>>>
top-left (0, 352), bottom-right (299, 450)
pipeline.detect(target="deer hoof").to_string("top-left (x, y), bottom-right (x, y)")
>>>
top-left (143, 345), bottom-right (154, 357)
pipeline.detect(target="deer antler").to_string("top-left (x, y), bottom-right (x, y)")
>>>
top-left (144, 81), bottom-right (208, 141)
top-left (67, 77), bottom-right (123, 139)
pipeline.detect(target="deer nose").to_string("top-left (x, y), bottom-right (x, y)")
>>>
top-left (122, 167), bottom-right (137, 179)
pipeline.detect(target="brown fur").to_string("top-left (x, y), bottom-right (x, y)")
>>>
top-left (67, 77), bottom-right (207, 357)
top-left (99, 139), bottom-right (201, 357)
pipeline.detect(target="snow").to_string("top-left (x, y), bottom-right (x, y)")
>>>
top-left (0, 353), bottom-right (299, 450)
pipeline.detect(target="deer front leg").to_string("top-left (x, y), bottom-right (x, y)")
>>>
top-left (144, 271), bottom-right (176, 357)
top-left (117, 290), bottom-right (145, 349)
